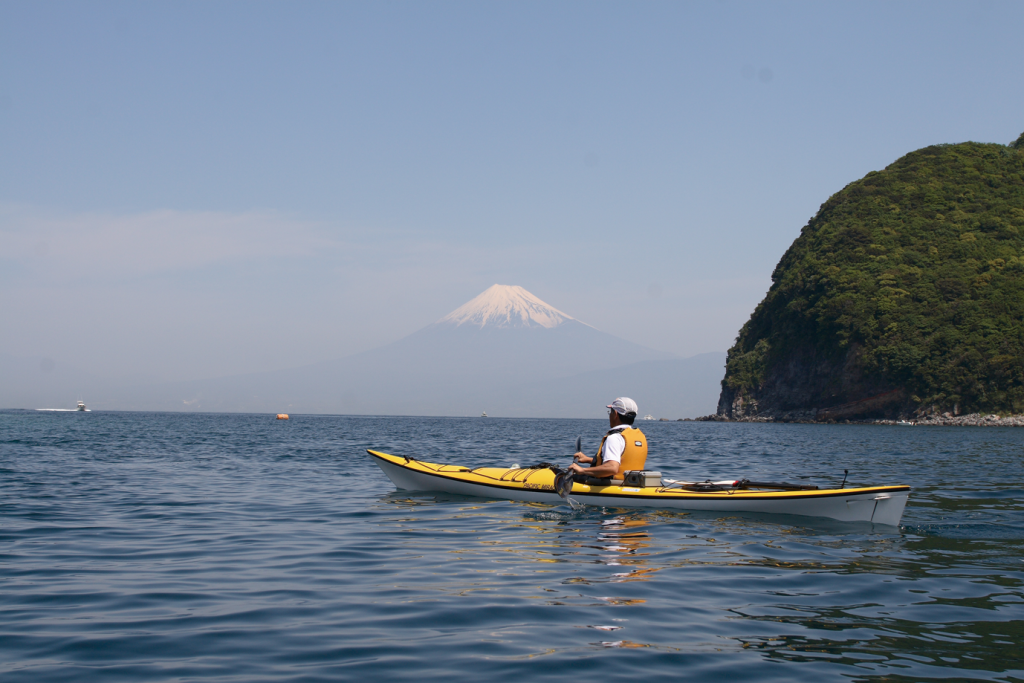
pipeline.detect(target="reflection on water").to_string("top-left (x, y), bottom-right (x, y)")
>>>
top-left (1, 411), bottom-right (1023, 682)
top-left (375, 488), bottom-right (1024, 680)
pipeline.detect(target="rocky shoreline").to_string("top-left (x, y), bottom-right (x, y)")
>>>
top-left (689, 412), bottom-right (1024, 427)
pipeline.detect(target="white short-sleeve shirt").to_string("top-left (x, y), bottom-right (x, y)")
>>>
top-left (598, 426), bottom-right (628, 464)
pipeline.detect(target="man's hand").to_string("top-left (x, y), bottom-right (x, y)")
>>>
top-left (574, 451), bottom-right (591, 463)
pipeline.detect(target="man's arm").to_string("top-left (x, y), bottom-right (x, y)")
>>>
top-left (569, 433), bottom-right (623, 477)
top-left (570, 459), bottom-right (619, 477)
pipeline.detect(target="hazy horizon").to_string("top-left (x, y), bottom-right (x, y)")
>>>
top-left (1, 284), bottom-right (727, 418)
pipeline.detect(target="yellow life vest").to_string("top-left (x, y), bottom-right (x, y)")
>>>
top-left (594, 427), bottom-right (648, 480)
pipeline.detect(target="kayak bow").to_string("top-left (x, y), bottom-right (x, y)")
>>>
top-left (367, 450), bottom-right (910, 525)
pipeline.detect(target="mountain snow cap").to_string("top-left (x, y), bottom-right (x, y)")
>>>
top-left (440, 284), bottom-right (577, 329)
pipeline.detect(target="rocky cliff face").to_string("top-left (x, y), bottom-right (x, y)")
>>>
top-left (717, 135), bottom-right (1024, 421)
top-left (716, 341), bottom-right (905, 420)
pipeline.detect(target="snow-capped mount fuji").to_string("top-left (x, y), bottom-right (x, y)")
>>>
top-left (363, 284), bottom-right (670, 397)
top-left (96, 285), bottom-right (724, 418)
top-left (440, 284), bottom-right (577, 329)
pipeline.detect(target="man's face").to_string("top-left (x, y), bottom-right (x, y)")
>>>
top-left (608, 409), bottom-right (620, 427)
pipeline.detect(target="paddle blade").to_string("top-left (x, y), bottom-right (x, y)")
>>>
top-left (575, 436), bottom-right (582, 453)
top-left (553, 470), bottom-right (575, 499)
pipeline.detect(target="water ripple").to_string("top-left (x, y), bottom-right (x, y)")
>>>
top-left (1, 411), bottom-right (1023, 681)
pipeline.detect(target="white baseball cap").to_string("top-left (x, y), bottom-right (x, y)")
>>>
top-left (607, 397), bottom-right (638, 415)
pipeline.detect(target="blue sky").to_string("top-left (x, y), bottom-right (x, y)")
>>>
top-left (2, 1), bottom-right (1022, 382)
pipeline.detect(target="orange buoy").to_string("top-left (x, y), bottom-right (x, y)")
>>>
top-left (276, 414), bottom-right (289, 420)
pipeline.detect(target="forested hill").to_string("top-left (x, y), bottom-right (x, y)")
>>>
top-left (718, 132), bottom-right (1024, 421)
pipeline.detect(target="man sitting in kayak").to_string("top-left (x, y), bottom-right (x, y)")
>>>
top-left (569, 397), bottom-right (648, 482)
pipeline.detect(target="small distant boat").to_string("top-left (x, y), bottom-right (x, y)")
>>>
top-left (896, 420), bottom-right (914, 426)
top-left (36, 401), bottom-right (90, 412)
top-left (642, 414), bottom-right (655, 421)
top-left (481, 412), bottom-right (488, 418)
top-left (276, 414), bottom-right (289, 420)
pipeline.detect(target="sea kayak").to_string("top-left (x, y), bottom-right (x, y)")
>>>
top-left (367, 450), bottom-right (910, 525)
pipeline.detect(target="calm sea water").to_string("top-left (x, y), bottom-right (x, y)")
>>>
top-left (1, 410), bottom-right (1023, 682)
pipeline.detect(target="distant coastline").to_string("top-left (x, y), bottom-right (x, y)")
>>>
top-left (694, 412), bottom-right (1024, 427)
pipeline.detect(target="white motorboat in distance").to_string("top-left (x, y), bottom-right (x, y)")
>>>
top-left (37, 401), bottom-right (91, 412)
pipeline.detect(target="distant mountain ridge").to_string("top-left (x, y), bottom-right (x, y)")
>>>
top-left (132, 285), bottom-right (685, 416)
top-left (2, 285), bottom-right (725, 418)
